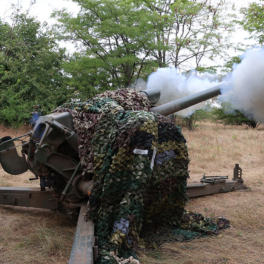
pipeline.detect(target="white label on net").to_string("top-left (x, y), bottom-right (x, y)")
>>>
top-left (150, 147), bottom-right (157, 170)
top-left (133, 149), bottom-right (148, 155)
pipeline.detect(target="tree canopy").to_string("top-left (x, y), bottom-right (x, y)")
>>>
top-left (240, 1), bottom-right (264, 45)
top-left (52, 0), bottom-right (234, 95)
top-left (0, 11), bottom-right (69, 126)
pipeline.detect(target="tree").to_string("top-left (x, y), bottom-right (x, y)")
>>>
top-left (52, 0), bottom-right (234, 94)
top-left (0, 11), bottom-right (70, 126)
top-left (53, 0), bottom-right (164, 92)
top-left (240, 1), bottom-right (264, 45)
top-left (144, 0), bottom-right (234, 71)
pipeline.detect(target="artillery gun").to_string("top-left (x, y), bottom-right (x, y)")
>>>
top-left (0, 82), bottom-right (244, 264)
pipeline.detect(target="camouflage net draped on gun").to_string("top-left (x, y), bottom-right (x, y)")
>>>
top-left (55, 89), bottom-right (229, 264)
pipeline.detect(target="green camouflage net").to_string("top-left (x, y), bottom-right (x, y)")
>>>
top-left (55, 89), bottom-right (229, 264)
top-left (142, 211), bottom-right (230, 248)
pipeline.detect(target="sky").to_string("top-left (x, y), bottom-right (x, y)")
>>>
top-left (0, 0), bottom-right (257, 60)
top-left (0, 0), bottom-right (255, 21)
top-left (0, 0), bottom-right (80, 52)
top-left (0, 0), bottom-right (79, 23)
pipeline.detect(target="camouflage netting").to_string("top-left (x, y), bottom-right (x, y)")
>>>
top-left (54, 89), bottom-right (229, 264)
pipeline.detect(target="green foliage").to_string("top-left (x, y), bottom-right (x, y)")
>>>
top-left (221, 56), bottom-right (242, 73)
top-left (211, 103), bottom-right (259, 128)
top-left (192, 109), bottom-right (212, 123)
top-left (176, 102), bottom-right (260, 130)
top-left (52, 0), bottom-right (234, 92)
top-left (175, 109), bottom-right (212, 130)
top-left (157, 0), bottom-right (233, 70)
top-left (195, 66), bottom-right (219, 74)
top-left (53, 0), bottom-right (162, 92)
top-left (240, 2), bottom-right (264, 44)
top-left (0, 11), bottom-right (70, 127)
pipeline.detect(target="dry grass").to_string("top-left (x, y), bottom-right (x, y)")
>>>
top-left (0, 125), bottom-right (76, 263)
top-left (1, 122), bottom-right (264, 263)
top-left (140, 122), bottom-right (264, 264)
top-left (0, 207), bottom-right (75, 264)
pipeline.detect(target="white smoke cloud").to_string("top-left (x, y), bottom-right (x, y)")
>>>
top-left (129, 78), bottom-right (147, 91)
top-left (146, 68), bottom-right (219, 117)
top-left (141, 48), bottom-right (264, 121)
top-left (145, 48), bottom-right (264, 122)
top-left (219, 48), bottom-right (264, 124)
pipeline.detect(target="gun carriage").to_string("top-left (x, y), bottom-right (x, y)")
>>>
top-left (0, 83), bottom-right (244, 263)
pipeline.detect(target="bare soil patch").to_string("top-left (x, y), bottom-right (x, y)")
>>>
top-left (1, 122), bottom-right (264, 263)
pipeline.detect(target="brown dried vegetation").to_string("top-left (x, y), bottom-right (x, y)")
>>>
top-left (1, 122), bottom-right (264, 263)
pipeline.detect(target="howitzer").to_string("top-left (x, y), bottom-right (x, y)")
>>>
top-left (0, 82), bottom-right (244, 263)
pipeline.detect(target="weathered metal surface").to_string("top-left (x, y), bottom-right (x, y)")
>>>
top-left (45, 120), bottom-right (79, 153)
top-left (33, 112), bottom-right (75, 148)
top-left (150, 82), bottom-right (227, 116)
top-left (233, 164), bottom-right (243, 181)
top-left (34, 147), bottom-right (78, 179)
top-left (0, 187), bottom-right (58, 209)
top-left (69, 204), bottom-right (95, 264)
top-left (200, 175), bottom-right (228, 184)
top-left (61, 162), bottom-right (81, 201)
top-left (75, 180), bottom-right (94, 197)
top-left (187, 180), bottom-right (245, 198)
top-left (140, 88), bottom-right (161, 105)
top-left (0, 137), bottom-right (28, 175)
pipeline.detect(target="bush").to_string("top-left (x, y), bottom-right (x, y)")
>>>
top-left (174, 109), bottom-right (212, 130)
top-left (211, 103), bottom-right (259, 128)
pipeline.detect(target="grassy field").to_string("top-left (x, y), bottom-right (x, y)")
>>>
top-left (0, 122), bottom-right (264, 263)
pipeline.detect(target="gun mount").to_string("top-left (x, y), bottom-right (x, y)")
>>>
top-left (0, 83), bottom-right (244, 264)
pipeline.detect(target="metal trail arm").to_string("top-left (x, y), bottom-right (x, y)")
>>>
top-left (69, 204), bottom-right (98, 264)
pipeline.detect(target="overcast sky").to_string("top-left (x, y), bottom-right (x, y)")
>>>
top-left (0, 0), bottom-right (257, 62)
top-left (0, 0), bottom-right (79, 23)
top-left (0, 0), bottom-right (255, 22)
top-left (0, 0), bottom-right (255, 23)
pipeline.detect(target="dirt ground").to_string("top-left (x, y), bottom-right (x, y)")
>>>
top-left (0, 122), bottom-right (264, 263)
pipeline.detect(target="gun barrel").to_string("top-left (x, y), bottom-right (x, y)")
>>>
top-left (150, 82), bottom-right (227, 116)
top-left (140, 88), bottom-right (160, 105)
